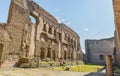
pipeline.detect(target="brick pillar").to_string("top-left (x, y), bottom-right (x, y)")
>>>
top-left (28, 24), bottom-right (35, 57)
top-left (106, 55), bottom-right (113, 76)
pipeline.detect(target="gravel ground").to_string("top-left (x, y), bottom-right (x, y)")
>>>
top-left (0, 67), bottom-right (89, 76)
top-left (1, 67), bottom-right (119, 76)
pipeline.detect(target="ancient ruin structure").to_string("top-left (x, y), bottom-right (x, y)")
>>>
top-left (113, 0), bottom-right (120, 64)
top-left (0, 0), bottom-right (82, 67)
top-left (85, 37), bottom-right (115, 65)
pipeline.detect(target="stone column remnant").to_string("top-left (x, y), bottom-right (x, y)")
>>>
top-left (105, 55), bottom-right (113, 76)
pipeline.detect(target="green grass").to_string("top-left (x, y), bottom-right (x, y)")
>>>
top-left (114, 66), bottom-right (120, 74)
top-left (53, 64), bottom-right (103, 72)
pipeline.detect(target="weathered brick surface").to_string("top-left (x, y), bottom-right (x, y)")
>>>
top-left (0, 0), bottom-right (82, 67)
top-left (85, 37), bottom-right (115, 65)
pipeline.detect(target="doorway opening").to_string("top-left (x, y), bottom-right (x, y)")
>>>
top-left (0, 43), bottom-right (4, 67)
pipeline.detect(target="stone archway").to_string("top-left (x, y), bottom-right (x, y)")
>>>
top-left (40, 47), bottom-right (45, 60)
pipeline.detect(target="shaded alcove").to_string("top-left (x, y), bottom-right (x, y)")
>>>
top-left (40, 47), bottom-right (45, 60)
top-left (53, 51), bottom-right (56, 61)
top-left (47, 46), bottom-right (51, 58)
top-left (0, 43), bottom-right (4, 67)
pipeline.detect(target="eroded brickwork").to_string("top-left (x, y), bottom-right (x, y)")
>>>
top-left (0, 0), bottom-right (82, 67)
top-left (85, 37), bottom-right (115, 65)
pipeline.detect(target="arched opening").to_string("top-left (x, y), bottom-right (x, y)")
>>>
top-left (0, 43), bottom-right (4, 67)
top-left (53, 51), bottom-right (56, 61)
top-left (40, 33), bottom-right (48, 42)
top-left (48, 26), bottom-right (52, 34)
top-left (113, 47), bottom-right (116, 55)
top-left (64, 51), bottom-right (67, 60)
top-left (29, 11), bottom-right (39, 25)
top-left (47, 47), bottom-right (51, 58)
top-left (54, 30), bottom-right (56, 36)
top-left (71, 52), bottom-right (73, 60)
top-left (29, 15), bottom-right (36, 24)
top-left (43, 23), bottom-right (47, 32)
top-left (68, 51), bottom-right (70, 60)
top-left (40, 47), bottom-right (45, 60)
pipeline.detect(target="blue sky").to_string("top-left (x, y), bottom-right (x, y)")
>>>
top-left (0, 0), bottom-right (115, 53)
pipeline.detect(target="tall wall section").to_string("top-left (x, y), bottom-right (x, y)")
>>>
top-left (0, 0), bottom-right (32, 67)
top-left (0, 0), bottom-right (83, 67)
top-left (85, 37), bottom-right (115, 65)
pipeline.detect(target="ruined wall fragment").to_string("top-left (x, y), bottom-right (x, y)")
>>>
top-left (85, 37), bottom-right (115, 65)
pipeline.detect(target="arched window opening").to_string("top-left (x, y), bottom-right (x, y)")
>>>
top-left (64, 51), bottom-right (67, 60)
top-left (47, 48), bottom-right (51, 58)
top-left (114, 47), bottom-right (116, 55)
top-left (71, 39), bottom-right (73, 43)
top-left (0, 43), bottom-right (4, 67)
top-left (48, 27), bottom-right (52, 34)
top-left (54, 30), bottom-right (56, 36)
top-left (40, 48), bottom-right (45, 60)
top-left (43, 24), bottom-right (47, 32)
top-left (65, 33), bottom-right (67, 40)
top-left (68, 36), bottom-right (70, 42)
top-left (100, 55), bottom-right (104, 60)
top-left (53, 51), bottom-right (56, 61)
top-left (29, 15), bottom-right (36, 24)
top-left (74, 41), bottom-right (76, 47)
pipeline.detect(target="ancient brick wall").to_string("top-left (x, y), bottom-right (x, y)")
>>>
top-left (0, 0), bottom-right (32, 67)
top-left (58, 23), bottom-right (82, 61)
top-left (0, 0), bottom-right (83, 67)
top-left (85, 37), bottom-right (115, 65)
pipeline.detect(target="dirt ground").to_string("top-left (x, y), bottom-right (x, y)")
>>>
top-left (0, 67), bottom-right (89, 76)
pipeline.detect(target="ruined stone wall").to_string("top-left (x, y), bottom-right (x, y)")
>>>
top-left (58, 23), bottom-right (82, 61)
top-left (85, 37), bottom-right (115, 65)
top-left (113, 0), bottom-right (120, 64)
top-left (0, 23), bottom-right (13, 67)
top-left (0, 0), bottom-right (32, 67)
top-left (0, 0), bottom-right (82, 67)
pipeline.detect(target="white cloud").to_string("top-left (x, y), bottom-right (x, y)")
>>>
top-left (73, 25), bottom-right (78, 29)
top-left (55, 16), bottom-right (65, 23)
top-left (55, 16), bottom-right (78, 30)
top-left (82, 48), bottom-right (86, 54)
top-left (84, 28), bottom-right (89, 31)
top-left (61, 19), bottom-right (65, 22)
top-left (66, 22), bottom-right (71, 25)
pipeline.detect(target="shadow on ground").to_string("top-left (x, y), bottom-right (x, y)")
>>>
top-left (84, 72), bottom-right (120, 76)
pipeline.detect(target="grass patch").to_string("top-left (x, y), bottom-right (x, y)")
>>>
top-left (113, 66), bottom-right (120, 74)
top-left (53, 64), bottom-right (103, 72)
